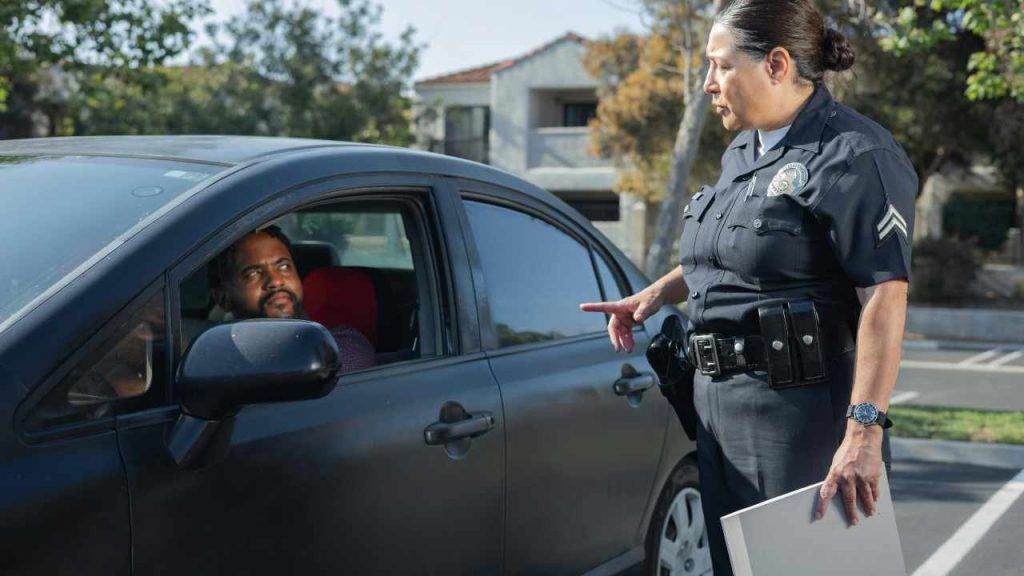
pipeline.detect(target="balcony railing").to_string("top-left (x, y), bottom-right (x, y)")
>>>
top-left (527, 127), bottom-right (608, 170)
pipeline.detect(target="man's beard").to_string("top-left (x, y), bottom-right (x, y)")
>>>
top-left (240, 289), bottom-right (303, 319)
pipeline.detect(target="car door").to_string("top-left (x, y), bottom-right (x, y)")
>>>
top-left (455, 183), bottom-right (668, 575)
top-left (115, 178), bottom-right (506, 575)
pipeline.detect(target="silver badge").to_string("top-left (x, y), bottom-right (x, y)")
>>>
top-left (767, 162), bottom-right (809, 197)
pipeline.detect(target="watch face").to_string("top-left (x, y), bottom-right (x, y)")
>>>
top-left (853, 403), bottom-right (879, 424)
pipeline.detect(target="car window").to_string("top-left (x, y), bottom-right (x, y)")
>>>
top-left (179, 199), bottom-right (439, 370)
top-left (463, 200), bottom-right (607, 347)
top-left (0, 155), bottom-right (221, 332)
top-left (278, 211), bottom-right (414, 270)
top-left (26, 289), bottom-right (166, 431)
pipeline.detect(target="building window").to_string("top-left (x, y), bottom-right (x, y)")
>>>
top-left (563, 102), bottom-right (598, 127)
top-left (444, 106), bottom-right (490, 164)
top-left (558, 193), bottom-right (621, 222)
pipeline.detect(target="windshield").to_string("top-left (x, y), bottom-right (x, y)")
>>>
top-left (0, 155), bottom-right (224, 328)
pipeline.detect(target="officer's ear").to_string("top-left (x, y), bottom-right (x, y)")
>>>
top-left (765, 47), bottom-right (793, 85)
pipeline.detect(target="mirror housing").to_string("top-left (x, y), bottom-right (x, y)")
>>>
top-left (177, 319), bottom-right (340, 421)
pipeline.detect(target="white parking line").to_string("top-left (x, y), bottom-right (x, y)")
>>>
top-left (989, 349), bottom-right (1024, 367)
top-left (889, 391), bottom-right (919, 405)
top-left (957, 347), bottom-right (1006, 366)
top-left (911, 467), bottom-right (1024, 576)
top-left (900, 360), bottom-right (1024, 375)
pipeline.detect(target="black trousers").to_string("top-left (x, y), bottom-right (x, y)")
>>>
top-left (694, 350), bottom-right (890, 575)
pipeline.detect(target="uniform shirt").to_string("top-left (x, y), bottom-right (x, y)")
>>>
top-left (679, 85), bottom-right (916, 347)
top-left (756, 125), bottom-right (791, 159)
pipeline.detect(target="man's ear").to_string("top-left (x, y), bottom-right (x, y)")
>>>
top-left (766, 47), bottom-right (792, 84)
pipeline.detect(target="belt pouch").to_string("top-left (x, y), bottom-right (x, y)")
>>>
top-left (758, 305), bottom-right (795, 388)
top-left (788, 300), bottom-right (827, 383)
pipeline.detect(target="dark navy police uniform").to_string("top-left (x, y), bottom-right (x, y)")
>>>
top-left (679, 85), bottom-right (916, 575)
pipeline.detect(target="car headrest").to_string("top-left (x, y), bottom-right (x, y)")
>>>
top-left (291, 241), bottom-right (340, 279)
top-left (303, 266), bottom-right (377, 346)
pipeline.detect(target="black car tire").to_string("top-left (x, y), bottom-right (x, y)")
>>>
top-left (644, 457), bottom-right (713, 576)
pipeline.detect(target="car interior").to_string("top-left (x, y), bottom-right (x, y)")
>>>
top-left (179, 198), bottom-right (437, 369)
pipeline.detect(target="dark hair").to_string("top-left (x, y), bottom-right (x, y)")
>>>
top-left (208, 225), bottom-right (294, 290)
top-left (715, 0), bottom-right (855, 84)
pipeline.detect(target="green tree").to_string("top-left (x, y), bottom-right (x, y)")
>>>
top-left (73, 0), bottom-right (422, 145)
top-left (879, 0), bottom-right (1023, 101)
top-left (0, 0), bottom-right (208, 133)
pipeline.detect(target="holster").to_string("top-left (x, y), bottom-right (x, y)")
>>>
top-left (756, 299), bottom-right (828, 389)
top-left (646, 315), bottom-right (698, 440)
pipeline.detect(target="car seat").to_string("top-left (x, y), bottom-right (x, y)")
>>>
top-left (302, 266), bottom-right (378, 348)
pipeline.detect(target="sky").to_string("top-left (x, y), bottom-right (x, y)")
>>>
top-left (202, 0), bottom-right (646, 81)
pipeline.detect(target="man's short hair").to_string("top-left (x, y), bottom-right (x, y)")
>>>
top-left (208, 225), bottom-right (294, 290)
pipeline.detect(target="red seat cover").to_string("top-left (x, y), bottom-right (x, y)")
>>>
top-left (302, 266), bottom-right (377, 346)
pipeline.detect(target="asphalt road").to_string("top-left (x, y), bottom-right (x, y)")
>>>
top-left (896, 344), bottom-right (1024, 411)
top-left (892, 460), bottom-right (1024, 576)
top-left (620, 459), bottom-right (1024, 576)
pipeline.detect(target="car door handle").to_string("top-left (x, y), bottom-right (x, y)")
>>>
top-left (614, 373), bottom-right (656, 396)
top-left (424, 412), bottom-right (495, 445)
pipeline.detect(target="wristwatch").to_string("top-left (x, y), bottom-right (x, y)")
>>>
top-left (846, 402), bottom-right (893, 429)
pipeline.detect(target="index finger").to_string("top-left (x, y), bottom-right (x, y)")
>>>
top-left (579, 301), bottom-right (630, 314)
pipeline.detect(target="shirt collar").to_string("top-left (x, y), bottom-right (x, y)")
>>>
top-left (724, 84), bottom-right (835, 154)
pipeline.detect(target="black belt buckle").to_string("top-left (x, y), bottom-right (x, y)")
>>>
top-left (692, 334), bottom-right (721, 376)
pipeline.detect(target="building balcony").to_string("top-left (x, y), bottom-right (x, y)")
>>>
top-left (527, 127), bottom-right (609, 170)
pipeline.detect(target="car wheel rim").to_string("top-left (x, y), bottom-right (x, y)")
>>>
top-left (658, 487), bottom-right (712, 576)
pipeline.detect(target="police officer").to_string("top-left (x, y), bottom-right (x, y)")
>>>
top-left (581, 1), bottom-right (916, 573)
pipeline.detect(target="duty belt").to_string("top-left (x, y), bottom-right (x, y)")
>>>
top-left (689, 300), bottom-right (833, 388)
top-left (688, 334), bottom-right (768, 377)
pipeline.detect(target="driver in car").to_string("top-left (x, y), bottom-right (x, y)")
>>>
top-left (208, 225), bottom-right (376, 373)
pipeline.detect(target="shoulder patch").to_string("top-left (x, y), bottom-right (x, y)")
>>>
top-left (876, 203), bottom-right (908, 245)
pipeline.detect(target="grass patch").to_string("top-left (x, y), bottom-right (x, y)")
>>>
top-left (889, 405), bottom-right (1024, 445)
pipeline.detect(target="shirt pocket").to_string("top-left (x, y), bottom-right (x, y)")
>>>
top-left (679, 186), bottom-right (715, 273)
top-left (724, 197), bottom-right (813, 281)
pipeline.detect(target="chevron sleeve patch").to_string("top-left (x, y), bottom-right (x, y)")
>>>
top-left (876, 203), bottom-right (908, 244)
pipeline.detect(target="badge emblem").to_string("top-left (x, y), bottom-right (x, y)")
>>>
top-left (767, 162), bottom-right (809, 197)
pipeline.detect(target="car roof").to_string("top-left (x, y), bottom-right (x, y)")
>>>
top-left (0, 135), bottom-right (358, 165)
top-left (0, 135), bottom-right (595, 236)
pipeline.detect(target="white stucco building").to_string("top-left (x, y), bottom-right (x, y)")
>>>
top-left (413, 33), bottom-right (645, 260)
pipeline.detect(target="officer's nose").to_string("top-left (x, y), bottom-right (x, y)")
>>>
top-left (703, 64), bottom-right (717, 96)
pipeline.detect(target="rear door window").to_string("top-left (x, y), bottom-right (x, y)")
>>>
top-left (463, 200), bottom-right (606, 347)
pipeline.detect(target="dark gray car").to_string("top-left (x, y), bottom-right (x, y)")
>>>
top-left (0, 136), bottom-right (704, 575)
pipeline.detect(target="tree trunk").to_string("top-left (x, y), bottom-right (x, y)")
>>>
top-left (644, 0), bottom-right (728, 278)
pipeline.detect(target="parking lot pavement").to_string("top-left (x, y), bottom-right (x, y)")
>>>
top-left (891, 459), bottom-right (1024, 575)
top-left (895, 344), bottom-right (1024, 410)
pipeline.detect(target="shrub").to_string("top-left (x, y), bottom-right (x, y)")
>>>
top-left (909, 237), bottom-right (980, 304)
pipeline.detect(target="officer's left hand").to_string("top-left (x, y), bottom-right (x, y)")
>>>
top-left (815, 423), bottom-right (883, 525)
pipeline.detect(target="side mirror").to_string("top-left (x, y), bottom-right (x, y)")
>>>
top-left (168, 319), bottom-right (339, 470)
top-left (177, 319), bottom-right (340, 420)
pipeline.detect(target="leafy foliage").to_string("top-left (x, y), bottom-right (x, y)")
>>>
top-left (73, 0), bottom-right (421, 144)
top-left (583, 3), bottom-right (731, 202)
top-left (0, 0), bottom-right (209, 113)
top-left (879, 0), bottom-right (1024, 101)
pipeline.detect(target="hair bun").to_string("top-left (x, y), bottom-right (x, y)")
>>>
top-left (823, 28), bottom-right (855, 72)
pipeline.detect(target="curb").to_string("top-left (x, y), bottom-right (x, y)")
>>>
top-left (892, 437), bottom-right (1024, 470)
top-left (902, 339), bottom-right (1024, 352)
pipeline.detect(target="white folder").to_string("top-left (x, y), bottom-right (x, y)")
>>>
top-left (721, 470), bottom-right (906, 576)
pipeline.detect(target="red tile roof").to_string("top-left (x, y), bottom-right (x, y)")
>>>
top-left (416, 32), bottom-right (589, 86)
